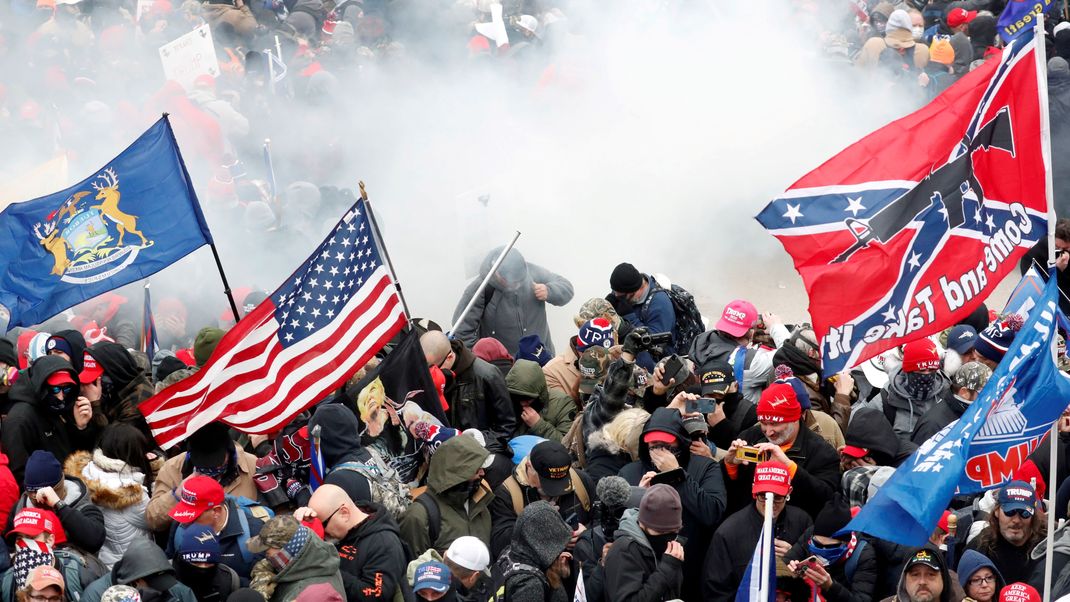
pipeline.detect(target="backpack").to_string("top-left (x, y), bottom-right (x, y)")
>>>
top-left (415, 493), bottom-right (443, 549)
top-left (176, 497), bottom-right (275, 566)
top-left (485, 551), bottom-right (545, 602)
top-left (644, 278), bottom-right (704, 355)
top-left (332, 449), bottom-right (413, 521)
top-left (501, 470), bottom-right (590, 516)
top-left (844, 538), bottom-right (868, 583)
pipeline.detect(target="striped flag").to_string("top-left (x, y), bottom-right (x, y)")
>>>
top-left (139, 199), bottom-right (407, 449)
top-left (736, 504), bottom-right (775, 602)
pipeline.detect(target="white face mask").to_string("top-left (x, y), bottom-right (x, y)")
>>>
top-left (913, 26), bottom-right (925, 40)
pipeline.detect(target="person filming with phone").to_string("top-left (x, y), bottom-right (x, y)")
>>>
top-left (722, 380), bottom-right (840, 519)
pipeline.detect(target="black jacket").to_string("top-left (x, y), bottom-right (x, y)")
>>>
top-left (603, 509), bottom-right (684, 602)
top-left (338, 503), bottom-right (411, 602)
top-left (1, 355), bottom-right (100, 485)
top-left (707, 391), bottom-right (757, 450)
top-left (618, 407), bottom-right (726, 600)
top-left (911, 391), bottom-right (968, 445)
top-left (727, 421), bottom-right (840, 519)
top-left (444, 340), bottom-right (516, 453)
top-left (166, 498), bottom-right (264, 580)
top-left (6, 475), bottom-right (106, 554)
top-left (488, 464), bottom-right (595, 559)
top-left (846, 408), bottom-right (916, 467)
top-left (784, 527), bottom-right (878, 602)
top-left (702, 504), bottom-right (812, 601)
top-left (87, 342), bottom-right (155, 442)
top-left (311, 404), bottom-right (372, 502)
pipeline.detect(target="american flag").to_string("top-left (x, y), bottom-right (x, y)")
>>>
top-left (140, 200), bottom-right (407, 449)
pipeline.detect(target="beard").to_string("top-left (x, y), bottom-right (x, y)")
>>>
top-left (766, 423), bottom-right (797, 446)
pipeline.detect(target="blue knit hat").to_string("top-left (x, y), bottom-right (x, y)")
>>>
top-left (179, 524), bottom-right (221, 564)
top-left (772, 365), bottom-right (812, 410)
top-left (517, 334), bottom-right (551, 366)
top-left (24, 450), bottom-right (63, 491)
top-left (975, 315), bottom-right (1023, 364)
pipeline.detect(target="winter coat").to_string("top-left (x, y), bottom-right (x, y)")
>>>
top-left (727, 421), bottom-right (840, 518)
top-left (505, 359), bottom-right (578, 442)
top-left (6, 475), bottom-right (106, 554)
top-left (502, 501), bottom-right (571, 602)
top-left (145, 442), bottom-right (259, 532)
top-left (444, 340), bottom-right (517, 453)
top-left (966, 529), bottom-right (1039, 585)
top-left (959, 549), bottom-right (1005, 596)
top-left (580, 358), bottom-right (638, 445)
top-left (785, 527), bottom-right (879, 602)
top-left (310, 404), bottom-right (372, 502)
top-left (603, 509), bottom-right (684, 602)
top-left (80, 539), bottom-right (198, 602)
top-left (2, 355), bottom-right (101, 485)
top-left (806, 408), bottom-right (846, 451)
top-left (543, 343), bottom-right (581, 402)
top-left (452, 248), bottom-right (574, 357)
top-left (617, 275), bottom-right (676, 369)
top-left (912, 392), bottom-right (969, 445)
top-left (771, 343), bottom-right (852, 435)
top-left (703, 504), bottom-right (813, 601)
top-left (856, 36), bottom-right (931, 70)
top-left (86, 342), bottom-right (157, 442)
top-left (618, 407), bottom-right (726, 599)
top-left (399, 435), bottom-right (494, 553)
top-left (880, 369), bottom-right (951, 442)
top-left (64, 450), bottom-right (151, 568)
top-left (688, 330), bottom-right (775, 405)
top-left (879, 544), bottom-right (954, 602)
top-left (337, 502), bottom-right (410, 602)
top-left (847, 408), bottom-right (917, 467)
top-left (0, 453), bottom-right (19, 530)
top-left (166, 497), bottom-right (265, 580)
top-left (269, 529), bottom-right (345, 602)
top-left (488, 457), bottom-right (595, 558)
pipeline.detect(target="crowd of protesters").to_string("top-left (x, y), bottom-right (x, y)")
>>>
top-left (4, 0), bottom-right (1070, 601)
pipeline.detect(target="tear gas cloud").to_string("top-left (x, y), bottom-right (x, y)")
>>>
top-left (0, 0), bottom-right (980, 350)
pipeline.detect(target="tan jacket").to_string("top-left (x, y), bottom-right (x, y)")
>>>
top-left (806, 409), bottom-right (846, 451)
top-left (145, 443), bottom-right (259, 532)
top-left (855, 34), bottom-right (931, 71)
top-left (543, 347), bottom-right (580, 401)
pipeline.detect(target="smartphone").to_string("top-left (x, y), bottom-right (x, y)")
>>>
top-left (686, 397), bottom-right (717, 414)
top-left (661, 355), bottom-right (684, 386)
top-left (675, 535), bottom-right (688, 546)
top-left (736, 446), bottom-right (768, 463)
top-left (794, 555), bottom-right (819, 576)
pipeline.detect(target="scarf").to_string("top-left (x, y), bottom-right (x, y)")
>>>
top-left (904, 372), bottom-right (938, 400)
top-left (13, 539), bottom-right (53, 589)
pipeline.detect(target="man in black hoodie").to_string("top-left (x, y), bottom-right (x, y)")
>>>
top-left (617, 407), bottom-right (726, 600)
top-left (842, 408), bottom-right (916, 471)
top-left (2, 355), bottom-right (98, 485)
top-left (883, 546), bottom-right (955, 602)
top-left (45, 330), bottom-right (87, 374)
top-left (83, 342), bottom-right (156, 442)
top-left (309, 404), bottom-right (373, 502)
top-left (912, 361), bottom-right (991, 444)
top-left (297, 483), bottom-right (409, 602)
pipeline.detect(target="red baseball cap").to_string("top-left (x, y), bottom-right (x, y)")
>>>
top-left (9, 508), bottom-right (61, 538)
top-left (643, 431), bottom-right (677, 445)
top-left (902, 339), bottom-right (941, 373)
top-left (753, 461), bottom-right (792, 497)
top-left (716, 300), bottom-right (758, 338)
top-left (947, 7), bottom-right (977, 28)
top-left (45, 370), bottom-right (75, 387)
top-left (169, 475), bottom-right (225, 524)
top-left (999, 582), bottom-right (1041, 602)
top-left (79, 351), bottom-right (104, 385)
top-left (841, 445), bottom-right (869, 459)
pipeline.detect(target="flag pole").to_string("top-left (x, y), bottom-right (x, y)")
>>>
top-left (1035, 12), bottom-right (1059, 599)
top-left (760, 492), bottom-right (774, 600)
top-left (359, 181), bottom-right (413, 327)
top-left (450, 231), bottom-right (521, 334)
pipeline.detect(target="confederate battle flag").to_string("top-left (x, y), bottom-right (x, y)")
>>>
top-left (757, 25), bottom-right (1051, 375)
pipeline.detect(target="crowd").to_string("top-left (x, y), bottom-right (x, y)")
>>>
top-left (4, 0), bottom-right (1070, 601)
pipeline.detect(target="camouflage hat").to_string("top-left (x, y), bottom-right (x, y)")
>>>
top-left (578, 347), bottom-right (610, 394)
top-left (247, 514), bottom-right (300, 553)
top-left (101, 585), bottom-right (140, 602)
top-left (574, 298), bottom-right (618, 328)
top-left (952, 361), bottom-right (992, 393)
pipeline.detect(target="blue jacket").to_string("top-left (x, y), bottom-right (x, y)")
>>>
top-left (621, 276), bottom-right (675, 369)
top-left (165, 497), bottom-right (265, 581)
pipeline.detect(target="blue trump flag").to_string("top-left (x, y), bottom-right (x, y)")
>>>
top-left (1003, 266), bottom-right (1070, 332)
top-left (843, 274), bottom-right (1070, 546)
top-left (997, 0), bottom-right (1056, 43)
top-left (0, 117), bottom-right (213, 330)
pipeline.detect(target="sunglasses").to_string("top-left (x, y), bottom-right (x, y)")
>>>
top-left (1002, 507), bottom-right (1034, 519)
top-left (49, 384), bottom-right (76, 396)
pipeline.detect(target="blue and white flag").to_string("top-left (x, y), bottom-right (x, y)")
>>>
top-left (844, 274), bottom-right (1070, 545)
top-left (0, 117), bottom-right (213, 330)
top-left (997, 0), bottom-right (1057, 43)
top-left (736, 510), bottom-right (775, 602)
top-left (1002, 266), bottom-right (1070, 331)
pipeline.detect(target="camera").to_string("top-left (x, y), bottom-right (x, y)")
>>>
top-left (591, 501), bottom-right (624, 543)
top-left (736, 446), bottom-right (769, 463)
top-left (638, 331), bottom-right (672, 349)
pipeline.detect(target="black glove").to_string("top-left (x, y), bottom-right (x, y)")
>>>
top-left (605, 293), bottom-right (633, 316)
top-left (623, 327), bottom-right (649, 357)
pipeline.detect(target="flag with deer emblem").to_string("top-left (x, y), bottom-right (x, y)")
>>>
top-left (0, 116), bottom-right (213, 331)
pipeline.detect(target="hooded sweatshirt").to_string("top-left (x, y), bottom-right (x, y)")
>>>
top-left (399, 435), bottom-right (494, 554)
top-left (310, 404), bottom-right (372, 502)
top-left (604, 508), bottom-right (683, 602)
top-left (880, 368), bottom-right (951, 442)
top-left (337, 502), bottom-right (410, 602)
top-left (505, 359), bottom-right (577, 442)
top-left (2, 355), bottom-right (100, 485)
top-left (847, 408), bottom-right (917, 467)
top-left (79, 539), bottom-right (198, 602)
top-left (958, 549), bottom-right (1004, 599)
top-left (503, 501), bottom-right (572, 602)
top-left (885, 545), bottom-right (954, 602)
top-left (451, 247), bottom-right (574, 357)
top-left (50, 330), bottom-right (87, 373)
top-left (1031, 521), bottom-right (1070, 597)
top-left (270, 531), bottom-right (345, 602)
top-left (87, 342), bottom-right (155, 441)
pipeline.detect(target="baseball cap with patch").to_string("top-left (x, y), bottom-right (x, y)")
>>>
top-left (947, 325), bottom-right (978, 355)
top-left (952, 361), bottom-right (992, 393)
top-left (716, 300), bottom-right (758, 338)
top-left (414, 561), bottom-right (452, 594)
top-left (905, 548), bottom-right (941, 571)
top-left (699, 358), bottom-right (735, 395)
top-left (8, 508), bottom-right (60, 538)
top-left (578, 346), bottom-right (610, 395)
top-left (752, 461), bottom-right (791, 497)
top-left (998, 480), bottom-right (1037, 515)
top-left (529, 441), bottom-right (573, 497)
top-left (169, 475), bottom-right (225, 524)
top-left (247, 515), bottom-right (301, 553)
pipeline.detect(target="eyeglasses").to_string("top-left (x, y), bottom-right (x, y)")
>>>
top-left (1002, 507), bottom-right (1034, 519)
top-left (437, 351), bottom-right (454, 369)
top-left (969, 575), bottom-right (996, 586)
top-left (48, 385), bottom-right (75, 396)
top-left (30, 596), bottom-right (63, 602)
top-left (322, 504), bottom-right (343, 530)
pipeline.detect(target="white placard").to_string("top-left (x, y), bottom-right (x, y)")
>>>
top-left (158, 24), bottom-right (220, 90)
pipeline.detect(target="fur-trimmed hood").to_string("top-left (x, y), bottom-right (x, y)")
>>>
top-left (64, 450), bottom-right (147, 510)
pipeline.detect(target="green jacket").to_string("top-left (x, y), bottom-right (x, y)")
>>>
top-left (505, 359), bottom-right (578, 442)
top-left (270, 534), bottom-right (345, 602)
top-left (399, 435), bottom-right (494, 553)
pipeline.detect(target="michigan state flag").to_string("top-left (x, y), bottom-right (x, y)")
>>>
top-left (0, 117), bottom-right (213, 330)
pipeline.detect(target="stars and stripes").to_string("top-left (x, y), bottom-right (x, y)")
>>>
top-left (139, 199), bottom-right (407, 449)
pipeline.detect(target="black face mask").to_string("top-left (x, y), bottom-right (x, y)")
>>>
top-left (175, 559), bottom-right (218, 592)
top-left (645, 532), bottom-right (676, 558)
top-left (138, 587), bottom-right (167, 602)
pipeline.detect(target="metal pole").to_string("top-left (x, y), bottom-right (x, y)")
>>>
top-left (359, 181), bottom-right (413, 328)
top-left (209, 241), bottom-right (240, 323)
top-left (760, 492), bottom-right (774, 600)
top-left (449, 231), bottom-right (521, 334)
